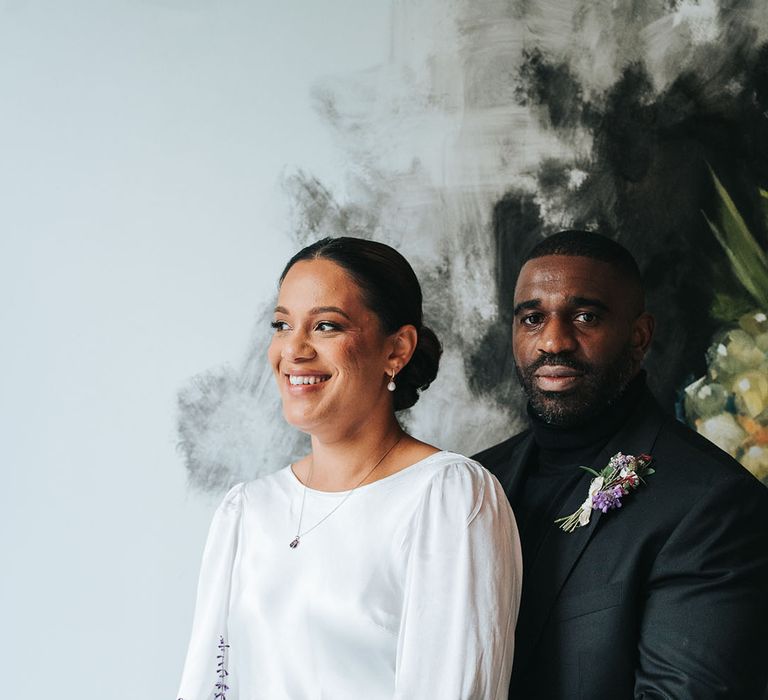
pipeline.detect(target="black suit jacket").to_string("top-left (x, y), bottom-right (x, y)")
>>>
top-left (475, 390), bottom-right (768, 699)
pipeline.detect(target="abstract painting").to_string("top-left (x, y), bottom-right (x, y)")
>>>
top-left (177, 0), bottom-right (768, 490)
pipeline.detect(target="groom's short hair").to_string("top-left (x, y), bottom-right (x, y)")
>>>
top-left (523, 229), bottom-right (645, 310)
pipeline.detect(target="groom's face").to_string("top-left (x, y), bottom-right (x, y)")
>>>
top-left (512, 254), bottom-right (653, 426)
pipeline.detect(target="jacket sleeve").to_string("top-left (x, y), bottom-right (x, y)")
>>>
top-left (634, 474), bottom-right (768, 699)
top-left (176, 483), bottom-right (244, 700)
top-left (394, 461), bottom-right (522, 700)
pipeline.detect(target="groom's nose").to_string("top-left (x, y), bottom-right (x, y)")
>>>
top-left (537, 316), bottom-right (578, 356)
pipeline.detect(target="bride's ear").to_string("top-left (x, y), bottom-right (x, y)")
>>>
top-left (387, 324), bottom-right (419, 370)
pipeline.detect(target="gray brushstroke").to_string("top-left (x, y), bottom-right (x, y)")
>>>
top-left (178, 0), bottom-right (768, 491)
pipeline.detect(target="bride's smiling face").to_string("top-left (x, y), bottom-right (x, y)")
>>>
top-left (268, 258), bottom-right (394, 436)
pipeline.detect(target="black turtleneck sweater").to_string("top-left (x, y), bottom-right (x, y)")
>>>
top-left (515, 372), bottom-right (648, 567)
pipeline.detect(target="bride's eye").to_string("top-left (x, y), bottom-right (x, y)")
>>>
top-left (271, 320), bottom-right (290, 332)
top-left (315, 321), bottom-right (342, 332)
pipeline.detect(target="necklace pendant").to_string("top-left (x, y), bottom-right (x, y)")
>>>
top-left (289, 536), bottom-right (300, 549)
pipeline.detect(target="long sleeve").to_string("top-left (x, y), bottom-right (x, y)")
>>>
top-left (634, 474), bottom-right (768, 699)
top-left (177, 483), bottom-right (244, 700)
top-left (394, 461), bottom-right (522, 700)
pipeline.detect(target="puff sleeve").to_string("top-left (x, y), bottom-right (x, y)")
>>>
top-left (177, 483), bottom-right (244, 700)
top-left (394, 461), bottom-right (522, 699)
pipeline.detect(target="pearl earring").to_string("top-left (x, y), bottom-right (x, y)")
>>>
top-left (387, 370), bottom-right (397, 392)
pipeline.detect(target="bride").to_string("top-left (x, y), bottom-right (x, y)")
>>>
top-left (177, 236), bottom-right (522, 699)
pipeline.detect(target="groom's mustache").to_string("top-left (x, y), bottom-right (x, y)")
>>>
top-left (523, 353), bottom-right (592, 375)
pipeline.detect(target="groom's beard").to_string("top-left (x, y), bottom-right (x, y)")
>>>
top-left (515, 343), bottom-right (636, 427)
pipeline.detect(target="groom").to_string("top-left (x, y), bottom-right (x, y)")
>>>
top-left (475, 230), bottom-right (768, 699)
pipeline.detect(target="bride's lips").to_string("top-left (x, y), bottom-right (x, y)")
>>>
top-left (283, 371), bottom-right (332, 393)
top-left (534, 365), bottom-right (585, 391)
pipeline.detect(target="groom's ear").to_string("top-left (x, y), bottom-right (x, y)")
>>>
top-left (631, 312), bottom-right (655, 364)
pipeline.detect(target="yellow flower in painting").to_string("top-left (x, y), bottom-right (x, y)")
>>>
top-left (707, 329), bottom-right (765, 382)
top-left (739, 311), bottom-right (768, 337)
top-left (740, 445), bottom-right (768, 481)
top-left (732, 370), bottom-right (768, 418)
top-left (696, 413), bottom-right (747, 456)
top-left (684, 377), bottom-right (728, 419)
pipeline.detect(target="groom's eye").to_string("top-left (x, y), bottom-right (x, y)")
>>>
top-left (520, 313), bottom-right (544, 327)
top-left (574, 311), bottom-right (598, 324)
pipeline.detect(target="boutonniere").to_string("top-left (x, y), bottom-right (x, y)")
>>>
top-left (555, 452), bottom-right (655, 533)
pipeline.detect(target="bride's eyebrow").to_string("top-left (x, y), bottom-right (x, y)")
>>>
top-left (309, 306), bottom-right (352, 320)
top-left (273, 305), bottom-right (352, 321)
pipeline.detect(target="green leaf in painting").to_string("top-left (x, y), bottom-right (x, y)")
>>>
top-left (704, 167), bottom-right (768, 310)
top-left (760, 188), bottom-right (768, 226)
top-left (711, 291), bottom-right (753, 323)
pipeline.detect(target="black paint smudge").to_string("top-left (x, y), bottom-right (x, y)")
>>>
top-left (476, 12), bottom-right (768, 410)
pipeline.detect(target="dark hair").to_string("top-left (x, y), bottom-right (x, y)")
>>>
top-left (523, 229), bottom-right (645, 310)
top-left (279, 237), bottom-right (442, 411)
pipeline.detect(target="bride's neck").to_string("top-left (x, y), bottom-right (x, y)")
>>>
top-left (302, 417), bottom-right (405, 492)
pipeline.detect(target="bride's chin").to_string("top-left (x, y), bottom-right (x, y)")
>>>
top-left (281, 404), bottom-right (324, 432)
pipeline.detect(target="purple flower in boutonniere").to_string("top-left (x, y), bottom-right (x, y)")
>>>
top-left (555, 452), bottom-right (655, 533)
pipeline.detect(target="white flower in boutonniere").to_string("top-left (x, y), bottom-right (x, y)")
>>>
top-left (556, 452), bottom-right (655, 533)
top-left (577, 476), bottom-right (604, 527)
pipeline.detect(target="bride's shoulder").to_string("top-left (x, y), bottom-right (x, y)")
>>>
top-left (422, 450), bottom-right (488, 475)
top-left (417, 451), bottom-right (496, 495)
top-left (407, 452), bottom-right (508, 529)
top-left (231, 465), bottom-right (297, 503)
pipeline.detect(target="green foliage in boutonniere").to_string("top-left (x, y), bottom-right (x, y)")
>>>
top-left (555, 452), bottom-right (655, 533)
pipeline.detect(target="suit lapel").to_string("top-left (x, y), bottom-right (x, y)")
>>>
top-left (514, 393), bottom-right (667, 673)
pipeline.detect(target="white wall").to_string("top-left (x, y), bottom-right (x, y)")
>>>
top-left (0, 1), bottom-right (390, 696)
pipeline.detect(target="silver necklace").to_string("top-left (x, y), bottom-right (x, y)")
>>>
top-left (289, 436), bottom-right (403, 549)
